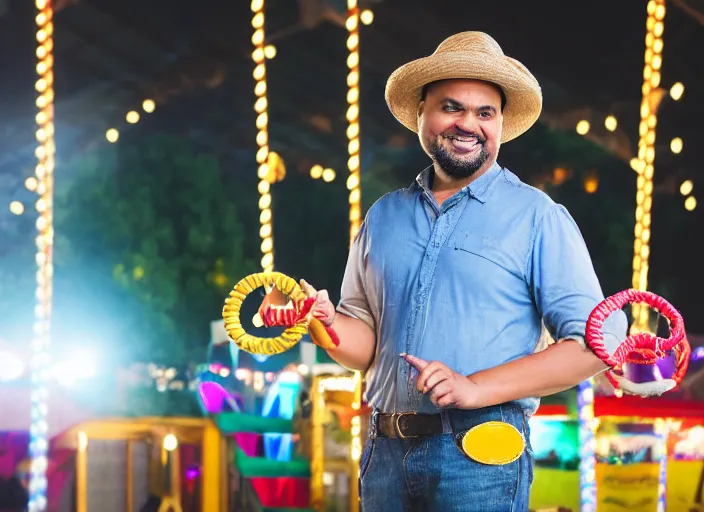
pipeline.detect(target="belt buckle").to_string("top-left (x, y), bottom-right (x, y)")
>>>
top-left (393, 412), bottom-right (417, 439)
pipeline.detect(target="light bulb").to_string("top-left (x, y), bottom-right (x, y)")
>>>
top-left (679, 180), bottom-right (693, 196)
top-left (669, 82), bottom-right (684, 101)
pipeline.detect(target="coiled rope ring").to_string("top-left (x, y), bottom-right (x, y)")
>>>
top-left (222, 272), bottom-right (309, 356)
top-left (585, 289), bottom-right (690, 396)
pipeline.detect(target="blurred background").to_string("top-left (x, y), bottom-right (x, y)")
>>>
top-left (0, 0), bottom-right (703, 511)
top-left (1, 0), bottom-right (703, 366)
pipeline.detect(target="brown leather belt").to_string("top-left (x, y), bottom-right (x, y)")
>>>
top-left (375, 412), bottom-right (444, 439)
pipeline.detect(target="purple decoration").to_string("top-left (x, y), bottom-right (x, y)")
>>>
top-left (198, 381), bottom-right (242, 413)
top-left (655, 353), bottom-right (676, 378)
top-left (624, 352), bottom-right (676, 383)
top-left (692, 346), bottom-right (704, 361)
top-left (199, 381), bottom-right (228, 413)
top-left (185, 467), bottom-right (199, 481)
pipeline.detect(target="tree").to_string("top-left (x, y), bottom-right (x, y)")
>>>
top-left (53, 134), bottom-right (256, 365)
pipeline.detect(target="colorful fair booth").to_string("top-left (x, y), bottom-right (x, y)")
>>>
top-left (55, 417), bottom-right (229, 512)
top-left (309, 373), bottom-right (367, 512)
top-left (529, 396), bottom-right (704, 511)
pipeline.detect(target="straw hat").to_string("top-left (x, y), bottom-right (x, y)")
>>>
top-left (385, 32), bottom-right (542, 143)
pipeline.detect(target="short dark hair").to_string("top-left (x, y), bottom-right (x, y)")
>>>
top-left (420, 80), bottom-right (507, 111)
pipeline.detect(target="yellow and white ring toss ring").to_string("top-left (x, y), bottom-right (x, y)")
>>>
top-left (222, 272), bottom-right (309, 355)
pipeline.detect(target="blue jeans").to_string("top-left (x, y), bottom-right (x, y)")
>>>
top-left (359, 404), bottom-right (534, 512)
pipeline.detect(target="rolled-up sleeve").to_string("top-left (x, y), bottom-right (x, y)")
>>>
top-left (527, 204), bottom-right (628, 356)
top-left (336, 220), bottom-right (375, 332)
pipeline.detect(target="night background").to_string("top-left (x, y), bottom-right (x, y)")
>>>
top-left (0, 0), bottom-right (702, 365)
top-left (0, 0), bottom-right (703, 511)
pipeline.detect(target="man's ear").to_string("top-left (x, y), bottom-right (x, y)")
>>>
top-left (417, 100), bottom-right (425, 121)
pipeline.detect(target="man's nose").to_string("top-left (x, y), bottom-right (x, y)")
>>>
top-left (454, 113), bottom-right (480, 136)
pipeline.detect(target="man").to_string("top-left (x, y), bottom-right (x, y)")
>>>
top-left (290, 32), bottom-right (626, 510)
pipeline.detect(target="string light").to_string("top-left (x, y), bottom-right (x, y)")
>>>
top-left (142, 99), bottom-right (156, 113)
top-left (679, 180), bottom-right (693, 195)
top-left (552, 167), bottom-right (569, 186)
top-left (669, 82), bottom-right (684, 101)
top-left (344, 6), bottom-right (365, 507)
top-left (106, 128), bottom-right (119, 143)
top-left (630, 157), bottom-right (645, 173)
top-left (102, 100), bottom-right (154, 144)
top-left (632, 0), bottom-right (666, 333)
top-left (251, 0), bottom-right (274, 272)
top-left (584, 173), bottom-right (599, 194)
top-left (309, 165), bottom-right (338, 183)
top-left (9, 201), bottom-right (25, 215)
top-left (30, 0), bottom-right (55, 509)
top-left (126, 111), bottom-right (140, 124)
top-left (577, 380), bottom-right (597, 512)
top-left (263, 45), bottom-right (276, 59)
top-left (25, 177), bottom-right (39, 192)
top-left (670, 137), bottom-right (682, 154)
top-left (310, 165), bottom-right (323, 179)
top-left (349, 370), bottom-right (363, 508)
top-left (346, 0), bottom-right (362, 245)
top-left (604, 115), bottom-right (618, 132)
top-left (576, 120), bottom-right (590, 135)
top-left (359, 9), bottom-right (374, 25)
top-left (654, 418), bottom-right (668, 512)
top-left (684, 196), bottom-right (697, 211)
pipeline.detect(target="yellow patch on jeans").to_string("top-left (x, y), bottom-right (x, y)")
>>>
top-left (461, 421), bottom-right (525, 465)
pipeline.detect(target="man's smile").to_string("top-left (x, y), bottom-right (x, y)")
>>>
top-left (444, 134), bottom-right (482, 154)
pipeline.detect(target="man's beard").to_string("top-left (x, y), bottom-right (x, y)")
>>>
top-left (429, 134), bottom-right (490, 180)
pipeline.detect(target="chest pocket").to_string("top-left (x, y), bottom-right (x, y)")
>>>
top-left (452, 231), bottom-right (525, 281)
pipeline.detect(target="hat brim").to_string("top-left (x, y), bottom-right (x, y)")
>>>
top-left (384, 52), bottom-right (542, 143)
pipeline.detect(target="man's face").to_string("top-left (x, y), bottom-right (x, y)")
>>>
top-left (417, 79), bottom-right (503, 180)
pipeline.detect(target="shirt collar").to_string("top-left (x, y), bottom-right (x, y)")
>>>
top-left (414, 161), bottom-right (503, 204)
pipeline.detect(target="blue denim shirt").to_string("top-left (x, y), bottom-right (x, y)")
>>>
top-left (337, 162), bottom-right (628, 415)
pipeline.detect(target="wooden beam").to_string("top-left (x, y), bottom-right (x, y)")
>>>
top-left (201, 421), bottom-right (225, 512)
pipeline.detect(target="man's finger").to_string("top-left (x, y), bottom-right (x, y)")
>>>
top-left (300, 279), bottom-right (317, 297)
top-left (429, 381), bottom-right (452, 403)
top-left (422, 370), bottom-right (451, 394)
top-left (402, 354), bottom-right (429, 371)
top-left (436, 392), bottom-right (457, 409)
top-left (415, 362), bottom-right (444, 392)
top-left (417, 361), bottom-right (448, 391)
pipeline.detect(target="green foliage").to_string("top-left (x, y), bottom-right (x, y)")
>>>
top-left (266, 170), bottom-right (350, 301)
top-left (53, 134), bottom-right (255, 364)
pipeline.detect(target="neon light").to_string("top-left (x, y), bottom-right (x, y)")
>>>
top-left (577, 379), bottom-right (597, 512)
top-left (30, 0), bottom-right (55, 509)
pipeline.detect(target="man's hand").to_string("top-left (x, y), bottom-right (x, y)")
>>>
top-left (403, 354), bottom-right (485, 409)
top-left (255, 279), bottom-right (334, 328)
top-left (299, 279), bottom-right (336, 327)
top-left (253, 278), bottom-right (339, 349)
